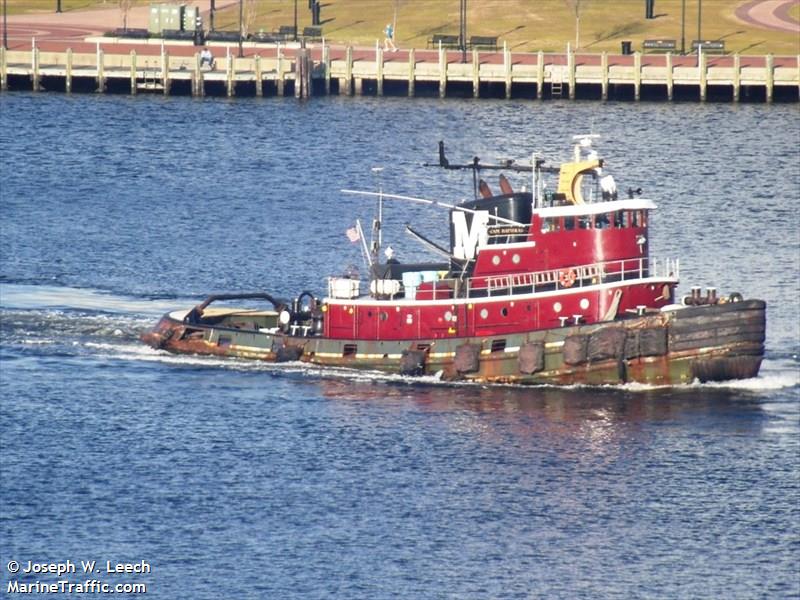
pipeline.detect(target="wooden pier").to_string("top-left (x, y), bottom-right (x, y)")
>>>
top-left (1, 41), bottom-right (798, 102)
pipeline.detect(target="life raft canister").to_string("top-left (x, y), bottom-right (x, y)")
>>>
top-left (559, 268), bottom-right (577, 288)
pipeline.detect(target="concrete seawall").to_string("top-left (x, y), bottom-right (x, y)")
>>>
top-left (2, 41), bottom-right (798, 102)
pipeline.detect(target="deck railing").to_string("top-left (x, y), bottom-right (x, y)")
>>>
top-left (330, 257), bottom-right (679, 301)
top-left (465, 256), bottom-right (679, 297)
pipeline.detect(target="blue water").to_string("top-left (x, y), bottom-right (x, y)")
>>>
top-left (1, 93), bottom-right (799, 599)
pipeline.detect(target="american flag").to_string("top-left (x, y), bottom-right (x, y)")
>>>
top-left (346, 226), bottom-right (360, 243)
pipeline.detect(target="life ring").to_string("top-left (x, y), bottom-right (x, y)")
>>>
top-left (559, 269), bottom-right (577, 288)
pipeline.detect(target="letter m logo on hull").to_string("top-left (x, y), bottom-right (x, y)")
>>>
top-left (451, 210), bottom-right (489, 260)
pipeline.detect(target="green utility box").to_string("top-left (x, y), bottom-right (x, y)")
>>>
top-left (148, 4), bottom-right (189, 35)
top-left (182, 6), bottom-right (198, 32)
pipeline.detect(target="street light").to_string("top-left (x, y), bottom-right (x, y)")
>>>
top-left (459, 0), bottom-right (467, 63)
top-left (3, 0), bottom-right (8, 49)
top-left (697, 0), bottom-right (702, 48)
top-left (238, 0), bottom-right (243, 57)
top-left (680, 0), bottom-right (686, 54)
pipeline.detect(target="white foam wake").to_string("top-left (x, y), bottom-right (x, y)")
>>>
top-left (0, 283), bottom-right (189, 316)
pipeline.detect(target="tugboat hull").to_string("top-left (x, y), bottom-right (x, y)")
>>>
top-left (142, 299), bottom-right (765, 386)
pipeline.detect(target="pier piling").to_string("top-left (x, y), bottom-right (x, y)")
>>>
top-left (0, 47), bottom-right (6, 92)
top-left (96, 48), bottom-right (105, 93)
top-left (323, 43), bottom-right (331, 95)
top-left (130, 50), bottom-right (137, 95)
top-left (32, 47), bottom-right (40, 91)
top-left (65, 48), bottom-right (72, 93)
top-left (1, 45), bottom-right (796, 103)
top-left (407, 48), bottom-right (415, 97)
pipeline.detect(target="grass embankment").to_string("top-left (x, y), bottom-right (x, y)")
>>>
top-left (9, 0), bottom-right (800, 55)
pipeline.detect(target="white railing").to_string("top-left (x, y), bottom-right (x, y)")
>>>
top-left (466, 256), bottom-right (679, 297)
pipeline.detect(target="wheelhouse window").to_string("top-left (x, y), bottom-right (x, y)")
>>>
top-left (541, 217), bottom-right (561, 233)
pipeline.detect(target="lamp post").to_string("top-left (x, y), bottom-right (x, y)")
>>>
top-left (697, 0), bottom-right (702, 47)
top-left (459, 0), bottom-right (467, 63)
top-left (238, 0), bottom-right (243, 57)
top-left (210, 0), bottom-right (215, 32)
top-left (56, 0), bottom-right (61, 13)
top-left (680, 0), bottom-right (685, 54)
top-left (293, 0), bottom-right (298, 42)
top-left (3, 0), bottom-right (8, 49)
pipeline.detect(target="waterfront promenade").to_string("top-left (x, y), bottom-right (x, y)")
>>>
top-left (3, 38), bottom-right (798, 102)
top-left (2, 2), bottom-right (798, 102)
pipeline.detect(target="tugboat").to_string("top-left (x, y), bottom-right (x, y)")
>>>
top-left (142, 136), bottom-right (765, 385)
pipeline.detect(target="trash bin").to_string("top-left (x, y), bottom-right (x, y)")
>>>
top-left (621, 40), bottom-right (632, 55)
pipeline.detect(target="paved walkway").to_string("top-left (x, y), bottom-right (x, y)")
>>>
top-left (2, 0), bottom-right (797, 72)
top-left (3, 0), bottom-right (237, 43)
top-left (735, 0), bottom-right (800, 33)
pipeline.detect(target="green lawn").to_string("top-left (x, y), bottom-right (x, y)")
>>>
top-left (8, 0), bottom-right (800, 55)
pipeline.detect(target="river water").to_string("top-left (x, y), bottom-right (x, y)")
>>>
top-left (1, 93), bottom-right (798, 599)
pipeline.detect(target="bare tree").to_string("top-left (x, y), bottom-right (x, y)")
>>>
top-left (119, 0), bottom-right (134, 32)
top-left (564, 0), bottom-right (588, 49)
top-left (393, 0), bottom-right (407, 40)
top-left (242, 0), bottom-right (257, 40)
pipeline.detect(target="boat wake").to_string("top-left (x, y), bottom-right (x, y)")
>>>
top-left (0, 283), bottom-right (189, 315)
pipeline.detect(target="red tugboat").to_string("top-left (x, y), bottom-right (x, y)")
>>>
top-left (142, 136), bottom-right (765, 385)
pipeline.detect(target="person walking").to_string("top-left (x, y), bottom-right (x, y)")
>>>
top-left (383, 22), bottom-right (397, 52)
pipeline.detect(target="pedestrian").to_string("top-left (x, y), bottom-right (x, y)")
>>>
top-left (200, 47), bottom-right (215, 69)
top-left (383, 22), bottom-right (397, 52)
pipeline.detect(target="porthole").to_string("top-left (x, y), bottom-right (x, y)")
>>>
top-left (480, 308), bottom-right (489, 319)
top-left (512, 254), bottom-right (521, 264)
top-left (444, 310), bottom-right (453, 322)
top-left (492, 255), bottom-right (501, 266)
top-left (553, 302), bottom-right (562, 313)
top-left (501, 307), bottom-right (509, 317)
top-left (379, 312), bottom-right (388, 321)
top-left (579, 298), bottom-right (590, 310)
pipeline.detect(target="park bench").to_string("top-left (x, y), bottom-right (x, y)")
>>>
top-left (108, 28), bottom-right (149, 39)
top-left (470, 35), bottom-right (499, 51)
top-left (277, 25), bottom-right (297, 41)
top-left (428, 34), bottom-right (460, 49)
top-left (251, 30), bottom-right (280, 43)
top-left (162, 29), bottom-right (195, 42)
top-left (469, 35), bottom-right (498, 51)
top-left (302, 26), bottom-right (322, 41)
top-left (642, 39), bottom-right (676, 52)
top-left (206, 31), bottom-right (241, 42)
top-left (250, 25), bottom-right (297, 43)
top-left (692, 40), bottom-right (725, 53)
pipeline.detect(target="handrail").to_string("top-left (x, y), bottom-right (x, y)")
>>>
top-left (464, 256), bottom-right (679, 297)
